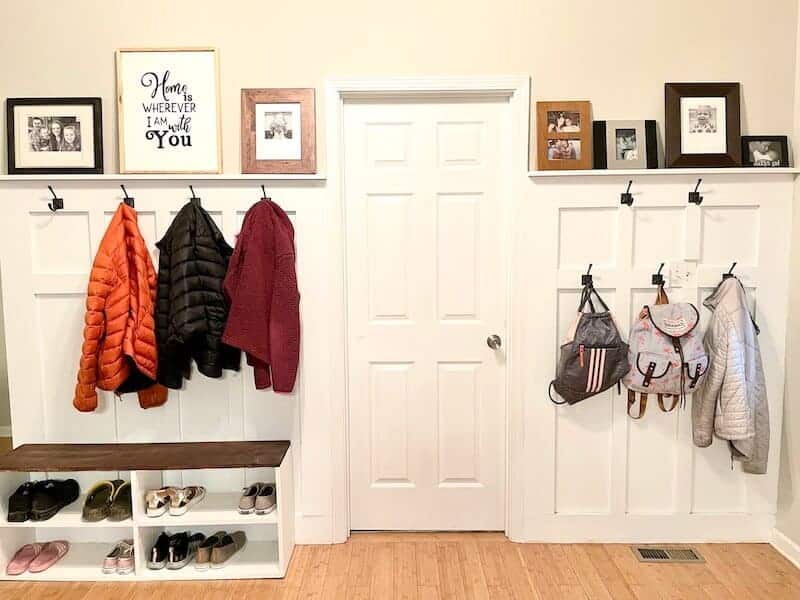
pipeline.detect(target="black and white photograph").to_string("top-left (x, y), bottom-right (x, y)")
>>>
top-left (615, 128), bottom-right (637, 160)
top-left (6, 97), bottom-right (103, 174)
top-left (741, 136), bottom-right (789, 167)
top-left (264, 111), bottom-right (294, 140)
top-left (678, 96), bottom-right (728, 155)
top-left (547, 139), bottom-right (581, 160)
top-left (27, 116), bottom-right (82, 152)
top-left (688, 105), bottom-right (717, 133)
top-left (255, 102), bottom-right (302, 161)
top-left (547, 111), bottom-right (581, 133)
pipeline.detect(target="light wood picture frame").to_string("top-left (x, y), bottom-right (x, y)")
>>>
top-left (241, 88), bottom-right (316, 174)
top-left (536, 100), bottom-right (592, 170)
top-left (116, 47), bottom-right (222, 174)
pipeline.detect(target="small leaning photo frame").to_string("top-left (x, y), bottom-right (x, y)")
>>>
top-left (6, 97), bottom-right (103, 174)
top-left (536, 101), bottom-right (592, 170)
top-left (741, 135), bottom-right (789, 168)
top-left (116, 47), bottom-right (222, 174)
top-left (241, 88), bottom-right (317, 174)
top-left (593, 120), bottom-right (658, 170)
top-left (665, 82), bottom-right (741, 168)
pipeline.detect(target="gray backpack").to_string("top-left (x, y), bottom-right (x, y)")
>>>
top-left (622, 292), bottom-right (709, 419)
top-left (549, 284), bottom-right (630, 406)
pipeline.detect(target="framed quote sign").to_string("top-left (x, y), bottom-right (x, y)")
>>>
top-left (116, 48), bottom-right (222, 173)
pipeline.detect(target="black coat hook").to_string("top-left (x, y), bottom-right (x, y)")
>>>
top-left (47, 186), bottom-right (63, 212)
top-left (722, 262), bottom-right (737, 280)
top-left (121, 184), bottom-right (135, 208)
top-left (261, 185), bottom-right (270, 200)
top-left (620, 180), bottom-right (633, 206)
top-left (189, 185), bottom-right (201, 206)
top-left (581, 263), bottom-right (594, 286)
top-left (652, 262), bottom-right (665, 286)
top-left (689, 178), bottom-right (703, 205)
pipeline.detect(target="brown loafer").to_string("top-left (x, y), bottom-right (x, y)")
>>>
top-left (195, 530), bottom-right (226, 570)
top-left (210, 531), bottom-right (246, 568)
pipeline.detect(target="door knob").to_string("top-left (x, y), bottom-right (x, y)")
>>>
top-left (487, 334), bottom-right (502, 350)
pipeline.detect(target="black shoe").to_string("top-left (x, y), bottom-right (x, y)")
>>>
top-left (167, 532), bottom-right (205, 569)
top-left (147, 532), bottom-right (172, 570)
top-left (7, 481), bottom-right (35, 522)
top-left (30, 479), bottom-right (80, 521)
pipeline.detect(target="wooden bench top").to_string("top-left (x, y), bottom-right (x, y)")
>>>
top-left (0, 441), bottom-right (290, 472)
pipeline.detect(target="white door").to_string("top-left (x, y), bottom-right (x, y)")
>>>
top-left (344, 97), bottom-right (509, 530)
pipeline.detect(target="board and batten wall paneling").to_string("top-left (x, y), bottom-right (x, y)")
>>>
top-left (521, 174), bottom-right (792, 542)
top-left (0, 172), bottom-right (795, 544)
top-left (0, 180), bottom-right (332, 542)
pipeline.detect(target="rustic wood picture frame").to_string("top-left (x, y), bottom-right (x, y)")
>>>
top-left (665, 82), bottom-right (741, 168)
top-left (536, 100), bottom-right (592, 170)
top-left (241, 88), bottom-right (316, 174)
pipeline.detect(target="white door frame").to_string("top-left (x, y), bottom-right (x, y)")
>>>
top-left (325, 76), bottom-right (530, 542)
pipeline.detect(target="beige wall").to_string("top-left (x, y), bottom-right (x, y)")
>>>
top-left (777, 6), bottom-right (800, 553)
top-left (0, 0), bottom-right (797, 173)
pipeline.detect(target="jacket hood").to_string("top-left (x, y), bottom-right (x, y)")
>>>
top-left (157, 201), bottom-right (232, 253)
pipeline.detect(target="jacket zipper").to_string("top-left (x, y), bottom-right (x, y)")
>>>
top-left (579, 344), bottom-right (585, 368)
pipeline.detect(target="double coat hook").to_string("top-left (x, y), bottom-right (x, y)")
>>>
top-left (722, 262), bottom-right (737, 280)
top-left (689, 179), bottom-right (703, 205)
top-left (189, 185), bottom-right (201, 206)
top-left (121, 184), bottom-right (135, 208)
top-left (652, 263), bottom-right (665, 286)
top-left (47, 186), bottom-right (63, 212)
top-left (620, 180), bottom-right (634, 206)
top-left (581, 264), bottom-right (594, 286)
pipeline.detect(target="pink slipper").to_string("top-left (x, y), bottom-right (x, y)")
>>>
top-left (28, 540), bottom-right (69, 573)
top-left (6, 543), bottom-right (44, 575)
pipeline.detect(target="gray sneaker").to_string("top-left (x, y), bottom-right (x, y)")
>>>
top-left (255, 485), bottom-right (276, 515)
top-left (238, 483), bottom-right (262, 514)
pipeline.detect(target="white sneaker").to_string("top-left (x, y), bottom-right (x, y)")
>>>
top-left (169, 486), bottom-right (206, 516)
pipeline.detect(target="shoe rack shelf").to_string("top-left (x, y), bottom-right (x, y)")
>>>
top-left (0, 441), bottom-right (294, 582)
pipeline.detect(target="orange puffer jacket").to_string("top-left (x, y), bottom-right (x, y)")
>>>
top-left (73, 203), bottom-right (167, 412)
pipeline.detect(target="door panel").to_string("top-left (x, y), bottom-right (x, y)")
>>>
top-left (345, 99), bottom-right (508, 531)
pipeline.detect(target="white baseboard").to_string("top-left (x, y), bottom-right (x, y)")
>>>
top-left (0, 426), bottom-right (11, 437)
top-left (772, 529), bottom-right (800, 569)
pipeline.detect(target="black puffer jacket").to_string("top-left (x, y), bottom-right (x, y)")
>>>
top-left (156, 201), bottom-right (241, 388)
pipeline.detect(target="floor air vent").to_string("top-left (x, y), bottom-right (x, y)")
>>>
top-left (631, 546), bottom-right (704, 563)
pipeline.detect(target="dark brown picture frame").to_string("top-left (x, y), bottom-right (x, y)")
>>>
top-left (741, 135), bottom-right (789, 168)
top-left (536, 101), bottom-right (592, 170)
top-left (665, 83), bottom-right (741, 168)
top-left (241, 88), bottom-right (316, 174)
top-left (6, 97), bottom-right (103, 174)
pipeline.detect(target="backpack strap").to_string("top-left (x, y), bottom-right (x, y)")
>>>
top-left (657, 394), bottom-right (679, 413)
top-left (549, 381), bottom-right (567, 406)
top-left (627, 390), bottom-right (647, 419)
top-left (655, 284), bottom-right (670, 305)
top-left (578, 284), bottom-right (609, 313)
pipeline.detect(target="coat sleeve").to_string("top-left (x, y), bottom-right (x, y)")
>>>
top-left (73, 248), bottom-right (115, 412)
top-left (155, 240), bottom-right (177, 388)
top-left (693, 314), bottom-right (728, 447)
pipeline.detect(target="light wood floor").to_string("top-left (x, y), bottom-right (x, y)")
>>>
top-left (1, 532), bottom-right (799, 599)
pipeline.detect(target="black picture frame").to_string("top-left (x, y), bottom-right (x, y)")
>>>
top-left (6, 97), bottom-right (104, 174)
top-left (665, 82), bottom-right (741, 168)
top-left (741, 135), bottom-right (789, 168)
top-left (593, 120), bottom-right (658, 170)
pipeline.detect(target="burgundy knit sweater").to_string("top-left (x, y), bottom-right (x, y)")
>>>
top-left (222, 199), bottom-right (300, 392)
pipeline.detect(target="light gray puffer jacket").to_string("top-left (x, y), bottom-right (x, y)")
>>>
top-left (692, 278), bottom-right (769, 474)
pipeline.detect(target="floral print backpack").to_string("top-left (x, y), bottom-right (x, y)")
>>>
top-left (622, 287), bottom-right (709, 419)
